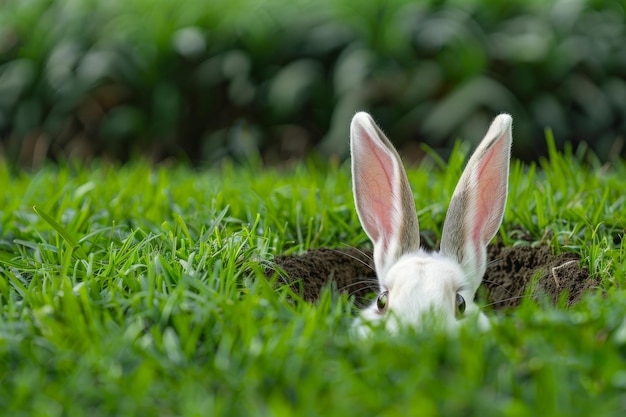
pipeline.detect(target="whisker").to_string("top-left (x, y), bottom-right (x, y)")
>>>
top-left (480, 278), bottom-right (513, 294)
top-left (353, 299), bottom-right (373, 309)
top-left (339, 278), bottom-right (379, 294)
top-left (337, 243), bottom-right (374, 259)
top-left (336, 276), bottom-right (379, 309)
top-left (457, 253), bottom-right (507, 293)
top-left (350, 293), bottom-right (377, 309)
top-left (487, 257), bottom-right (504, 268)
top-left (329, 246), bottom-right (374, 270)
top-left (339, 277), bottom-right (379, 287)
top-left (484, 294), bottom-right (529, 308)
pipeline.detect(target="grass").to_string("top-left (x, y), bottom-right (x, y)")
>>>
top-left (1, 137), bottom-right (626, 416)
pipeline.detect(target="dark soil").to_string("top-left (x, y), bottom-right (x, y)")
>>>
top-left (268, 244), bottom-right (598, 310)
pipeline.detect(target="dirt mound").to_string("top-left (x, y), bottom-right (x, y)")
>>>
top-left (272, 248), bottom-right (376, 302)
top-left (482, 244), bottom-right (596, 309)
top-left (269, 244), bottom-right (597, 309)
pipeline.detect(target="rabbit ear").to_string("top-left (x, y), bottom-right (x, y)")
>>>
top-left (440, 114), bottom-right (512, 290)
top-left (350, 112), bottom-right (421, 278)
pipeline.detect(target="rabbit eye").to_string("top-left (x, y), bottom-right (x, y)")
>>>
top-left (455, 294), bottom-right (466, 318)
top-left (376, 291), bottom-right (389, 313)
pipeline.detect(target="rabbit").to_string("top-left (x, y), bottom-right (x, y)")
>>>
top-left (350, 112), bottom-right (512, 334)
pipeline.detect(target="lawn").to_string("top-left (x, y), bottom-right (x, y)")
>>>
top-left (1, 138), bottom-right (625, 416)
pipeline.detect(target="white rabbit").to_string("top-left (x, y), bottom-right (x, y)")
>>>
top-left (350, 112), bottom-right (512, 334)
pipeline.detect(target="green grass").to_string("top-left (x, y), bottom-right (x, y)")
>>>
top-left (1, 139), bottom-right (626, 416)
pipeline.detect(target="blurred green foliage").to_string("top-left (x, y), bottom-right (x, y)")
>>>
top-left (0, 0), bottom-right (625, 166)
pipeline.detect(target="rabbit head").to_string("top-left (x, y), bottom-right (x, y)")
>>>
top-left (350, 112), bottom-right (512, 334)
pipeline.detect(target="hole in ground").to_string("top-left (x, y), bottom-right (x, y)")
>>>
top-left (268, 244), bottom-right (598, 309)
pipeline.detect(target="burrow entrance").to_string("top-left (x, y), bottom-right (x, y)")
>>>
top-left (269, 244), bottom-right (597, 310)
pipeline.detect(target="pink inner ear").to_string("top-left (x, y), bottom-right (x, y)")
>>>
top-left (471, 133), bottom-right (509, 247)
top-left (354, 131), bottom-right (399, 253)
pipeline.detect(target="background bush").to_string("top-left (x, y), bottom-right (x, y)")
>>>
top-left (0, 0), bottom-right (625, 167)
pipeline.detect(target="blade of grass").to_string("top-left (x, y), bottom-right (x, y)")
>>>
top-left (32, 205), bottom-right (88, 261)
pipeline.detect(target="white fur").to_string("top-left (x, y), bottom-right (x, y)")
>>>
top-left (351, 112), bottom-right (512, 335)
